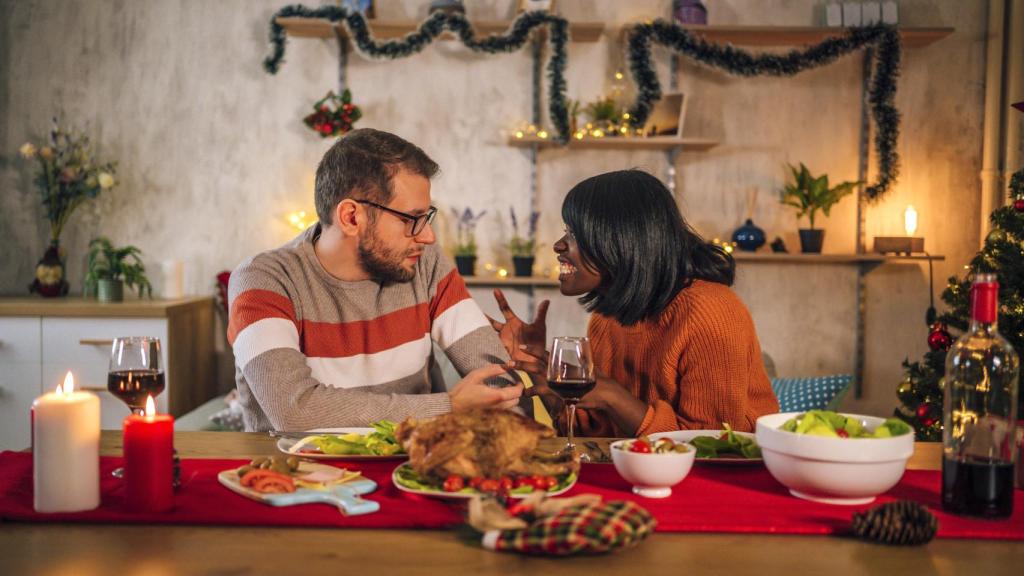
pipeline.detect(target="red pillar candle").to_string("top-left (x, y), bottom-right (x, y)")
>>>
top-left (123, 395), bottom-right (175, 513)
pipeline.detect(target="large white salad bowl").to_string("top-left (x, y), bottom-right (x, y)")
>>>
top-left (755, 412), bottom-right (915, 505)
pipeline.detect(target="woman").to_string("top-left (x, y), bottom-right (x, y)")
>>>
top-left (491, 169), bottom-right (778, 436)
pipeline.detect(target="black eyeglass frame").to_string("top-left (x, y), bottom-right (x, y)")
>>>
top-left (355, 200), bottom-right (438, 236)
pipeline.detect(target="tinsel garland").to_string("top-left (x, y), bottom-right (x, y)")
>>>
top-left (625, 21), bottom-right (902, 200)
top-left (263, 5), bottom-right (570, 143)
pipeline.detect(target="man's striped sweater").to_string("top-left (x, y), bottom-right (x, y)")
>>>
top-left (228, 225), bottom-right (512, 432)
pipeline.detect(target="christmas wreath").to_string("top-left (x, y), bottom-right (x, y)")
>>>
top-left (303, 89), bottom-right (362, 138)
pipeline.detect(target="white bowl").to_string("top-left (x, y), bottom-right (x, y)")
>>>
top-left (755, 412), bottom-right (915, 505)
top-left (609, 439), bottom-right (696, 498)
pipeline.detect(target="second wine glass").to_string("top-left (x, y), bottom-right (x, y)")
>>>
top-left (547, 336), bottom-right (596, 461)
top-left (108, 336), bottom-right (165, 415)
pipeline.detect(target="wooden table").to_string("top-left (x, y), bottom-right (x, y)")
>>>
top-left (3, 432), bottom-right (1022, 575)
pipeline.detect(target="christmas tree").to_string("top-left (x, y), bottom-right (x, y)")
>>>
top-left (895, 166), bottom-right (1024, 440)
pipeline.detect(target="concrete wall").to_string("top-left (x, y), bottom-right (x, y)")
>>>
top-left (0, 1), bottom-right (990, 416)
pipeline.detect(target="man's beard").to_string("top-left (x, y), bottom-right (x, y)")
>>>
top-left (358, 227), bottom-right (417, 284)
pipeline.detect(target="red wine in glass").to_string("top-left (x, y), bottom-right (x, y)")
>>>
top-left (107, 369), bottom-right (166, 414)
top-left (547, 379), bottom-right (596, 404)
top-left (547, 337), bottom-right (595, 461)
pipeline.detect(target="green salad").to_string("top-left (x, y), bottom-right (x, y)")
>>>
top-left (689, 424), bottom-right (761, 459)
top-left (290, 420), bottom-right (404, 456)
top-left (779, 410), bottom-right (912, 438)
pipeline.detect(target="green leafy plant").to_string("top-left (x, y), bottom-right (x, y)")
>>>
top-left (84, 237), bottom-right (152, 298)
top-left (583, 97), bottom-right (622, 124)
top-left (779, 163), bottom-right (860, 229)
top-left (19, 119), bottom-right (117, 242)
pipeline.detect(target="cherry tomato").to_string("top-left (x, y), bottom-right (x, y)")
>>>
top-left (468, 476), bottom-right (485, 489)
top-left (478, 479), bottom-right (501, 493)
top-left (498, 476), bottom-right (514, 492)
top-left (541, 475), bottom-right (558, 490)
top-left (836, 428), bottom-right (850, 438)
top-left (630, 440), bottom-right (652, 453)
top-left (527, 474), bottom-right (547, 490)
top-left (443, 475), bottom-right (465, 492)
top-left (514, 476), bottom-right (533, 490)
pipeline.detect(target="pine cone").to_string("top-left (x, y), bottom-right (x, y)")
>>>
top-left (851, 500), bottom-right (938, 545)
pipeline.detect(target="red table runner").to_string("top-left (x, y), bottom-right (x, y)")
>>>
top-left (1, 451), bottom-right (1021, 539)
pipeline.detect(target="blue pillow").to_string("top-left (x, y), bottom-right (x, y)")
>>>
top-left (770, 374), bottom-right (853, 413)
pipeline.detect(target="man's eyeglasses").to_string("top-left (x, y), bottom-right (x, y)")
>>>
top-left (356, 200), bottom-right (437, 237)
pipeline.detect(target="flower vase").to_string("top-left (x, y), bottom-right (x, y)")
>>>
top-left (454, 255), bottom-right (477, 277)
top-left (512, 256), bottom-right (535, 277)
top-left (30, 240), bottom-right (69, 298)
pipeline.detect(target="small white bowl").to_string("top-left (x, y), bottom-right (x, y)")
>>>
top-left (755, 412), bottom-right (915, 505)
top-left (609, 439), bottom-right (696, 498)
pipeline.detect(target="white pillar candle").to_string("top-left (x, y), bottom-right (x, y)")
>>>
top-left (32, 371), bottom-right (101, 513)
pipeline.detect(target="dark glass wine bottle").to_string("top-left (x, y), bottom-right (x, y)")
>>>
top-left (942, 273), bottom-right (1019, 519)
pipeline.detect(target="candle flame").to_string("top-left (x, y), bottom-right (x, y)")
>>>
top-left (62, 371), bottom-right (74, 395)
top-left (145, 395), bottom-right (156, 417)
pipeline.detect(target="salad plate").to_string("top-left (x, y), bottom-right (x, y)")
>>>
top-left (391, 463), bottom-right (578, 500)
top-left (649, 429), bottom-right (763, 465)
top-left (276, 425), bottom-right (408, 461)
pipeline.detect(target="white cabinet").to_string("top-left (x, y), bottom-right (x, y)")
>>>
top-left (0, 318), bottom-right (42, 452)
top-left (0, 297), bottom-right (216, 450)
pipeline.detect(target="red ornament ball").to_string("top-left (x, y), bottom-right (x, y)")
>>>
top-left (928, 323), bottom-right (953, 351)
top-left (1014, 198), bottom-right (1024, 212)
top-left (921, 417), bottom-right (938, 428)
top-left (915, 403), bottom-right (933, 420)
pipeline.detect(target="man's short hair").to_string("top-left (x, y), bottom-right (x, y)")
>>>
top-left (314, 128), bottom-right (439, 226)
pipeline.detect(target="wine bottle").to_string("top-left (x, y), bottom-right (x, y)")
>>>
top-left (942, 273), bottom-right (1019, 519)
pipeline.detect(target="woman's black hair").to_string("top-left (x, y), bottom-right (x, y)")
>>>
top-left (562, 169), bottom-right (735, 326)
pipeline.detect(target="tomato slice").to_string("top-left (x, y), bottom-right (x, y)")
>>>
top-left (240, 469), bottom-right (286, 488)
top-left (253, 475), bottom-right (295, 494)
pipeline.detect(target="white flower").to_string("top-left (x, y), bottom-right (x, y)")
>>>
top-left (19, 143), bottom-right (37, 158)
top-left (97, 172), bottom-right (115, 189)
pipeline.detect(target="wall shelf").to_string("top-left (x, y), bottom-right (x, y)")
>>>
top-left (507, 135), bottom-right (719, 151)
top-left (731, 253), bottom-right (945, 265)
top-left (676, 25), bottom-right (954, 48)
top-left (275, 17), bottom-right (605, 43)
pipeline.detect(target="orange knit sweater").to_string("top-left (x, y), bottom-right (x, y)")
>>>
top-left (569, 280), bottom-right (779, 437)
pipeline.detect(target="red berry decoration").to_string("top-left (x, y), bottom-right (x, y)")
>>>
top-left (1014, 198), bottom-right (1024, 212)
top-left (927, 323), bottom-right (953, 351)
top-left (303, 89), bottom-right (362, 139)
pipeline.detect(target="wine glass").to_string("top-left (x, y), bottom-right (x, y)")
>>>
top-left (547, 336), bottom-right (596, 461)
top-left (108, 336), bottom-right (165, 415)
top-left (108, 336), bottom-right (164, 478)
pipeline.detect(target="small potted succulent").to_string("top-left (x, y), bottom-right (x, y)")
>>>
top-left (507, 207), bottom-right (540, 277)
top-left (779, 163), bottom-right (860, 253)
top-left (84, 237), bottom-right (152, 302)
top-left (450, 207), bottom-right (486, 276)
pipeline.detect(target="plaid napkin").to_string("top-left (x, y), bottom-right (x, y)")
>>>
top-left (481, 499), bottom-right (656, 556)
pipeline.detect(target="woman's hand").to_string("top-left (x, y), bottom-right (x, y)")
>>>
top-left (487, 288), bottom-right (549, 363)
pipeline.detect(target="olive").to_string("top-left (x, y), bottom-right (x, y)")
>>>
top-left (286, 456), bottom-right (300, 470)
top-left (270, 460), bottom-right (291, 475)
top-left (236, 465), bottom-right (254, 477)
top-left (251, 457), bottom-right (269, 468)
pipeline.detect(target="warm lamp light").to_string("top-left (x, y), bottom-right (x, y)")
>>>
top-left (287, 211), bottom-right (313, 231)
top-left (904, 205), bottom-right (918, 236)
top-left (874, 204), bottom-right (924, 255)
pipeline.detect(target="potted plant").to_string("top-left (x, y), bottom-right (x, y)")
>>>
top-left (84, 237), bottom-right (152, 302)
top-left (779, 163), bottom-right (860, 253)
top-left (19, 119), bottom-right (118, 297)
top-left (450, 207), bottom-right (486, 276)
top-left (508, 207), bottom-right (540, 277)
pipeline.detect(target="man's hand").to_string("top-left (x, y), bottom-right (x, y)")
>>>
top-left (449, 364), bottom-right (524, 412)
top-left (487, 289), bottom-right (549, 364)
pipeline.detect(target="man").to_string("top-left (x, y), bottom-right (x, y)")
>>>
top-left (228, 128), bottom-right (523, 431)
